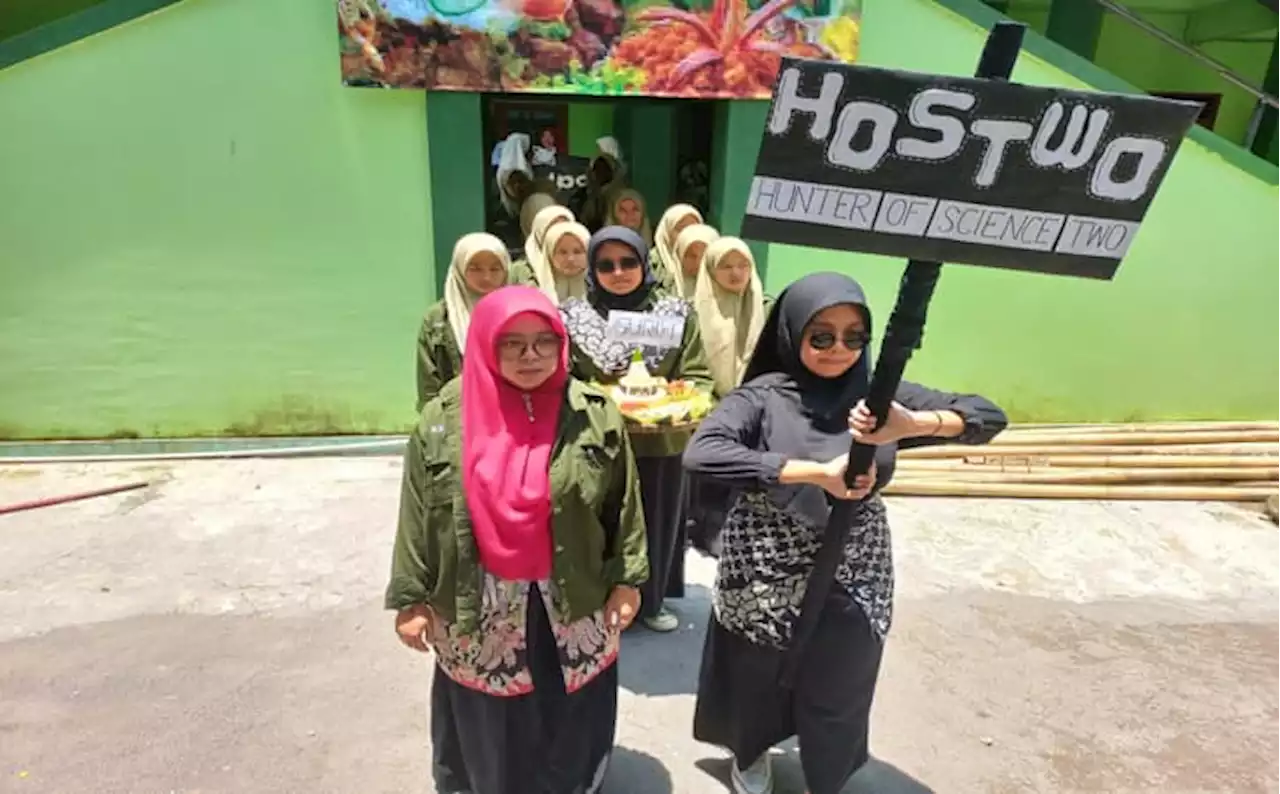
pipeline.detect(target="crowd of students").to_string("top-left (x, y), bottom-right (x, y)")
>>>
top-left (391, 150), bottom-right (1009, 794)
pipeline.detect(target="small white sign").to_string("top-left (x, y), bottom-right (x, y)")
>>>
top-left (607, 310), bottom-right (685, 349)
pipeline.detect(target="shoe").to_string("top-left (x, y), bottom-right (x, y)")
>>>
top-left (642, 606), bottom-right (680, 632)
top-left (730, 753), bottom-right (773, 794)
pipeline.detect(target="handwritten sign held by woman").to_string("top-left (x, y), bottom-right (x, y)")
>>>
top-left (607, 310), bottom-right (685, 349)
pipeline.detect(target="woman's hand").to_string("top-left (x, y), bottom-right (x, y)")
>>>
top-left (605, 585), bottom-right (641, 631)
top-left (395, 604), bottom-right (436, 653)
top-left (849, 400), bottom-right (927, 445)
top-left (814, 455), bottom-right (876, 500)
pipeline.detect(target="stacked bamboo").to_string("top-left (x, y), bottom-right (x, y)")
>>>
top-left (886, 421), bottom-right (1279, 503)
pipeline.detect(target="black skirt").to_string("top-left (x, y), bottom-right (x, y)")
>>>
top-left (430, 584), bottom-right (618, 794)
top-left (693, 589), bottom-right (884, 794)
top-left (635, 454), bottom-right (688, 611)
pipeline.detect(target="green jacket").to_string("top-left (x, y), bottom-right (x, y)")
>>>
top-left (509, 258), bottom-right (538, 287)
top-left (386, 378), bottom-right (650, 635)
top-left (648, 249), bottom-right (678, 294)
top-left (568, 303), bottom-right (715, 459)
top-left (415, 300), bottom-right (462, 411)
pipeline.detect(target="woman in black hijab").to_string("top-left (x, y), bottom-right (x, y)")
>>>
top-left (561, 226), bottom-right (714, 633)
top-left (683, 272), bottom-right (1007, 794)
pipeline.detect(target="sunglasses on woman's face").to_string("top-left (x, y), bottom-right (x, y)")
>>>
top-left (593, 256), bottom-right (641, 275)
top-left (807, 329), bottom-right (870, 352)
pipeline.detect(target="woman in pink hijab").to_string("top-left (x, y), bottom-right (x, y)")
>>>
top-left (387, 285), bottom-right (649, 794)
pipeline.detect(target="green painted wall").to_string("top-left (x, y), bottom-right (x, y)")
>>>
top-left (0, 0), bottom-right (1275, 439)
top-left (567, 102), bottom-right (614, 158)
top-left (0, 0), bottom-right (432, 439)
top-left (1004, 0), bottom-right (1276, 148)
top-left (761, 0), bottom-right (1279, 422)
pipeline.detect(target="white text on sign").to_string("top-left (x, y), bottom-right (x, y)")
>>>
top-left (746, 177), bottom-right (1141, 259)
top-left (768, 68), bottom-right (1171, 202)
top-left (607, 310), bottom-right (685, 349)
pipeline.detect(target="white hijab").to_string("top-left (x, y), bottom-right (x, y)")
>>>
top-left (671, 223), bottom-right (720, 299)
top-left (524, 203), bottom-right (575, 272)
top-left (495, 133), bottom-right (532, 216)
top-left (653, 204), bottom-right (703, 286)
top-left (533, 222), bottom-right (591, 304)
top-left (444, 232), bottom-right (510, 354)
top-left (693, 236), bottom-right (765, 396)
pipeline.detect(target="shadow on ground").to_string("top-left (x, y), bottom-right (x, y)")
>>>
top-left (605, 746), bottom-right (674, 793)
top-left (617, 583), bottom-right (711, 697)
top-left (695, 754), bottom-right (935, 793)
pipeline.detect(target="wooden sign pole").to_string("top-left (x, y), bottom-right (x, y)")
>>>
top-left (780, 20), bottom-right (1029, 689)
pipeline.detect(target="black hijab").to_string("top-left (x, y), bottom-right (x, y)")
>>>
top-left (742, 271), bottom-right (873, 433)
top-left (586, 225), bottom-right (656, 315)
top-left (742, 272), bottom-right (892, 510)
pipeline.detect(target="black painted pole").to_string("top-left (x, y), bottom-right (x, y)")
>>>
top-left (779, 20), bottom-right (1028, 689)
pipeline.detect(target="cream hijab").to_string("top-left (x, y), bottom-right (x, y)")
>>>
top-left (672, 223), bottom-right (721, 299)
top-left (520, 193), bottom-right (560, 239)
top-left (653, 203), bottom-right (703, 284)
top-left (533, 221), bottom-right (591, 304)
top-left (693, 236), bottom-right (765, 396)
top-left (605, 188), bottom-right (653, 246)
top-left (444, 232), bottom-right (510, 355)
top-left (523, 203), bottom-right (575, 273)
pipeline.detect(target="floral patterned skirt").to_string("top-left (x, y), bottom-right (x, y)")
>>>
top-left (431, 583), bottom-right (618, 794)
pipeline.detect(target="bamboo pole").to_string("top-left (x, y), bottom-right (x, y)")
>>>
top-left (882, 481), bottom-right (1277, 501)
top-left (986, 430), bottom-right (1278, 447)
top-left (899, 442), bottom-right (1279, 459)
top-left (891, 466), bottom-right (1277, 485)
top-left (1001, 421), bottom-right (1278, 435)
top-left (898, 454), bottom-right (1280, 470)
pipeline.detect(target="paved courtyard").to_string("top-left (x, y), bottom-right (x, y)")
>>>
top-left (0, 458), bottom-right (1276, 793)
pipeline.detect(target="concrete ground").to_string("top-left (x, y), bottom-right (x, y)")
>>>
top-left (0, 458), bottom-right (1276, 794)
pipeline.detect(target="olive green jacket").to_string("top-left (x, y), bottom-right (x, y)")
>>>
top-left (648, 249), bottom-right (678, 294)
top-left (509, 258), bottom-right (538, 287)
top-left (386, 378), bottom-right (650, 634)
top-left (568, 304), bottom-right (715, 459)
top-left (415, 300), bottom-right (462, 411)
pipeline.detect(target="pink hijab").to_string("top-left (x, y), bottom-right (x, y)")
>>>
top-left (461, 286), bottom-right (569, 581)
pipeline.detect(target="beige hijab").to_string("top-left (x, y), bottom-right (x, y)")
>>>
top-left (672, 223), bottom-right (721, 299)
top-left (533, 222), bottom-right (591, 304)
top-left (693, 236), bottom-right (765, 396)
top-left (653, 203), bottom-right (703, 285)
top-left (523, 203), bottom-right (575, 274)
top-left (520, 193), bottom-right (560, 239)
top-left (605, 188), bottom-right (653, 246)
top-left (444, 232), bottom-right (510, 355)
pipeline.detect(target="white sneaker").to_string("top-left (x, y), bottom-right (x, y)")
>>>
top-left (730, 753), bottom-right (773, 794)
top-left (642, 606), bottom-right (680, 632)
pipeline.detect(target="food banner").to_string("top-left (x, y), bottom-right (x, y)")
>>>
top-left (337, 0), bottom-right (861, 98)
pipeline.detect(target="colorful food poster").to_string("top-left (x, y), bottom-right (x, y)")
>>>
top-left (337, 0), bottom-right (861, 98)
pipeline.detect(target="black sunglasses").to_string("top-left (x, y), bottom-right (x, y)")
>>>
top-left (593, 256), bottom-right (641, 275)
top-left (807, 329), bottom-right (870, 352)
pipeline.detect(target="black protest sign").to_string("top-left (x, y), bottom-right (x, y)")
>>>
top-left (534, 155), bottom-right (591, 206)
top-left (741, 59), bottom-right (1201, 280)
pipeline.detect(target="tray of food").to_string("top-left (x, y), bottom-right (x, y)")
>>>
top-left (595, 355), bottom-right (714, 433)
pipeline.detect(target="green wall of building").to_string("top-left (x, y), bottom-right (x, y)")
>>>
top-left (0, 0), bottom-right (433, 438)
top-left (0, 0), bottom-right (1275, 439)
top-left (764, 0), bottom-right (1279, 422)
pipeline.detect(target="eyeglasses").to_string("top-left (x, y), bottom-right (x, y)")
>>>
top-left (593, 256), bottom-right (641, 275)
top-left (807, 329), bottom-right (870, 352)
top-left (497, 333), bottom-right (562, 361)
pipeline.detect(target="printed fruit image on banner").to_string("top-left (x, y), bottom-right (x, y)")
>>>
top-left (337, 0), bottom-right (860, 98)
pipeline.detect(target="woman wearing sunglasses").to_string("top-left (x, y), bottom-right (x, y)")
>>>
top-left (561, 226), bottom-right (714, 633)
top-left (389, 285), bottom-right (649, 794)
top-left (683, 272), bottom-right (1006, 794)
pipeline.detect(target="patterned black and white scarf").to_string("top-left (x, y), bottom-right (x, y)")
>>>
top-left (560, 296), bottom-right (691, 375)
